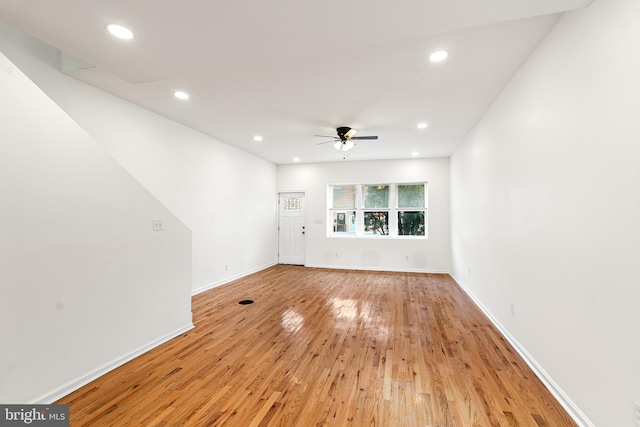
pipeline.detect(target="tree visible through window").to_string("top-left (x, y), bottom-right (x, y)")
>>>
top-left (363, 185), bottom-right (389, 235)
top-left (397, 184), bottom-right (425, 236)
top-left (363, 185), bottom-right (389, 208)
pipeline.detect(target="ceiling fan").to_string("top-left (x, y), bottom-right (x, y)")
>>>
top-left (315, 127), bottom-right (379, 151)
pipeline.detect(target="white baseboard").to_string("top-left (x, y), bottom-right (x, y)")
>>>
top-left (305, 263), bottom-right (449, 274)
top-left (30, 323), bottom-right (194, 404)
top-left (449, 273), bottom-right (594, 427)
top-left (191, 262), bottom-right (277, 296)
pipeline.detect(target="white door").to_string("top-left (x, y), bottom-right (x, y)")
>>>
top-left (278, 192), bottom-right (306, 265)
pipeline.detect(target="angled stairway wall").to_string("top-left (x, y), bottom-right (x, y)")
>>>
top-left (0, 22), bottom-right (278, 295)
top-left (0, 50), bottom-right (193, 403)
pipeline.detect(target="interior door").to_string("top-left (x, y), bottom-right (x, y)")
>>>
top-left (278, 192), bottom-right (306, 265)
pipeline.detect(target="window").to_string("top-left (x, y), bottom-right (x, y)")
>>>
top-left (328, 182), bottom-right (427, 238)
top-left (397, 184), bottom-right (426, 236)
top-left (363, 185), bottom-right (389, 235)
top-left (363, 185), bottom-right (389, 208)
top-left (330, 186), bottom-right (356, 235)
top-left (283, 197), bottom-right (302, 211)
top-left (364, 211), bottom-right (389, 235)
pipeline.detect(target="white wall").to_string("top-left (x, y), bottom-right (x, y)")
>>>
top-left (0, 51), bottom-right (193, 403)
top-left (0, 23), bottom-right (278, 294)
top-left (450, 0), bottom-right (640, 425)
top-left (278, 158), bottom-right (450, 272)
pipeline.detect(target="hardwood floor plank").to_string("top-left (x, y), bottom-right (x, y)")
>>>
top-left (57, 265), bottom-right (576, 426)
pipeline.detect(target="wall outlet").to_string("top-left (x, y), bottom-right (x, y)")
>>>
top-left (225, 264), bottom-right (229, 271)
top-left (510, 303), bottom-right (515, 317)
top-left (152, 219), bottom-right (163, 231)
top-left (634, 401), bottom-right (640, 427)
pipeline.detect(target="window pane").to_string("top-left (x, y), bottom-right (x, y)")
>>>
top-left (363, 185), bottom-right (389, 208)
top-left (398, 211), bottom-right (425, 236)
top-left (398, 184), bottom-right (425, 208)
top-left (363, 211), bottom-right (389, 235)
top-left (283, 197), bottom-right (302, 211)
top-left (332, 211), bottom-right (356, 234)
top-left (332, 186), bottom-right (356, 209)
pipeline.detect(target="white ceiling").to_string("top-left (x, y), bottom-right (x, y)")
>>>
top-left (0, 0), bottom-right (592, 164)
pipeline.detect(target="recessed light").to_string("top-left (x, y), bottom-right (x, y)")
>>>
top-left (106, 24), bottom-right (134, 40)
top-left (417, 122), bottom-right (428, 129)
top-left (293, 157), bottom-right (300, 162)
top-left (429, 50), bottom-right (448, 62)
top-left (411, 152), bottom-right (420, 157)
top-left (174, 91), bottom-right (189, 100)
top-left (253, 135), bottom-right (263, 142)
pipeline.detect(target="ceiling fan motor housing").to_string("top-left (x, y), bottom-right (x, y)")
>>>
top-left (336, 127), bottom-right (352, 140)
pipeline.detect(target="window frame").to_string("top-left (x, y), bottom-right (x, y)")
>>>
top-left (327, 182), bottom-right (427, 239)
top-left (396, 183), bottom-right (427, 238)
top-left (328, 185), bottom-right (358, 236)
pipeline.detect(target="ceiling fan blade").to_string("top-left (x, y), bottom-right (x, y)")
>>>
top-left (314, 134), bottom-right (337, 138)
top-left (352, 135), bottom-right (378, 140)
top-left (316, 140), bottom-right (336, 145)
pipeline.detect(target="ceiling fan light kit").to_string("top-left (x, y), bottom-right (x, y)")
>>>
top-left (316, 126), bottom-right (379, 153)
top-left (334, 140), bottom-right (355, 151)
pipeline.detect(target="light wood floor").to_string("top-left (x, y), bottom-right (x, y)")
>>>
top-left (58, 265), bottom-right (576, 426)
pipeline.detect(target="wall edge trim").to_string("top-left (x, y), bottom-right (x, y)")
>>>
top-left (30, 323), bottom-right (195, 404)
top-left (192, 262), bottom-right (277, 296)
top-left (449, 273), bottom-right (594, 427)
top-left (305, 264), bottom-right (449, 274)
